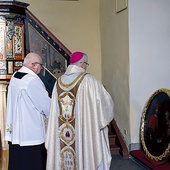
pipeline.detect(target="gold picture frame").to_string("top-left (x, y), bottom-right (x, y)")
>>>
top-left (140, 88), bottom-right (170, 161)
top-left (116, 0), bottom-right (128, 13)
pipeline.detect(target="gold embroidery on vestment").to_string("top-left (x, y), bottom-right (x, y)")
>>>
top-left (58, 72), bottom-right (85, 88)
top-left (57, 73), bottom-right (87, 170)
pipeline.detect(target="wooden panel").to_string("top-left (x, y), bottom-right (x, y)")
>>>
top-left (0, 150), bottom-right (9, 170)
top-left (0, 18), bottom-right (6, 60)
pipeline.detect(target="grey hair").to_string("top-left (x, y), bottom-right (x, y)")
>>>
top-left (23, 56), bottom-right (30, 65)
top-left (23, 53), bottom-right (42, 66)
top-left (82, 54), bottom-right (88, 62)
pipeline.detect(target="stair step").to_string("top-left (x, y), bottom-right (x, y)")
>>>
top-left (109, 134), bottom-right (116, 145)
top-left (110, 144), bottom-right (120, 149)
top-left (110, 144), bottom-right (120, 154)
top-left (109, 119), bottom-right (129, 158)
top-left (109, 134), bottom-right (116, 137)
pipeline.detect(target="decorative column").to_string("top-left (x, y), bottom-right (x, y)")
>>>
top-left (0, 82), bottom-right (9, 150)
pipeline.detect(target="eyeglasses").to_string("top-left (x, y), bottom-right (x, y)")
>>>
top-left (80, 62), bottom-right (89, 66)
top-left (32, 62), bottom-right (43, 67)
top-left (84, 62), bottom-right (89, 66)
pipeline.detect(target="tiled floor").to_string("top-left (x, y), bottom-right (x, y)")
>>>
top-left (0, 151), bottom-right (147, 170)
top-left (110, 154), bottom-right (148, 170)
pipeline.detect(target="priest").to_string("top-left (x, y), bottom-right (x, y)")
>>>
top-left (45, 51), bottom-right (114, 170)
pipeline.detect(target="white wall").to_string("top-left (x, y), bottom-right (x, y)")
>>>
top-left (99, 0), bottom-right (130, 146)
top-left (129, 0), bottom-right (170, 144)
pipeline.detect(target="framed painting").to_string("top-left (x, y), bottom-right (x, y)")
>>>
top-left (27, 23), bottom-right (69, 95)
top-left (141, 88), bottom-right (170, 161)
top-left (28, 24), bottom-right (67, 77)
top-left (25, 10), bottom-right (72, 95)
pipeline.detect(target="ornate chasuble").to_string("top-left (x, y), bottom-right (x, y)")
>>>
top-left (57, 73), bottom-right (87, 170)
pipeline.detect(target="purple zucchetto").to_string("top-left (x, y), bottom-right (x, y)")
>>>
top-left (70, 51), bottom-right (84, 64)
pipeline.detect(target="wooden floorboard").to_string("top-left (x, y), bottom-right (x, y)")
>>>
top-left (0, 150), bottom-right (9, 170)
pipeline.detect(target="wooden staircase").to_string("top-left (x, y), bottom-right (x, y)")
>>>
top-left (108, 119), bottom-right (129, 158)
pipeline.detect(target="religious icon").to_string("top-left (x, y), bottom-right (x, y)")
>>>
top-left (141, 88), bottom-right (170, 161)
